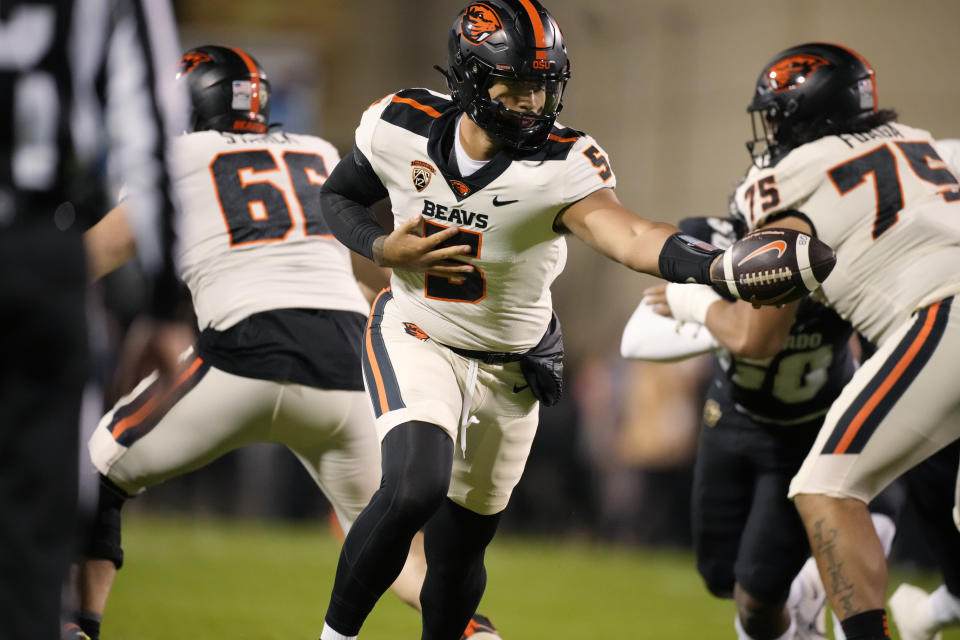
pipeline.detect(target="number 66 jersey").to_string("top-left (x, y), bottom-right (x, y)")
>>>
top-left (172, 130), bottom-right (369, 330)
top-left (356, 88), bottom-right (615, 352)
top-left (734, 122), bottom-right (960, 347)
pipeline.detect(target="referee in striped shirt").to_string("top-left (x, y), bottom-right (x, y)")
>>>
top-left (0, 2), bottom-right (190, 638)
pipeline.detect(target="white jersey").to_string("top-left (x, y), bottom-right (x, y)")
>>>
top-left (735, 122), bottom-right (960, 346)
top-left (936, 138), bottom-right (960, 174)
top-left (356, 88), bottom-right (615, 352)
top-left (172, 130), bottom-right (369, 330)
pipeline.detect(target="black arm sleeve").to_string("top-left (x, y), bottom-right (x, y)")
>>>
top-left (658, 232), bottom-right (723, 288)
top-left (320, 147), bottom-right (390, 260)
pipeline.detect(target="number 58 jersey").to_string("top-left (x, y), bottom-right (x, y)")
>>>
top-left (735, 122), bottom-right (960, 346)
top-left (171, 130), bottom-right (369, 330)
top-left (356, 89), bottom-right (615, 352)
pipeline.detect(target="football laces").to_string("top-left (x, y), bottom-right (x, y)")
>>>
top-left (739, 266), bottom-right (794, 288)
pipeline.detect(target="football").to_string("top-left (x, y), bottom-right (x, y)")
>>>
top-left (710, 228), bottom-right (836, 305)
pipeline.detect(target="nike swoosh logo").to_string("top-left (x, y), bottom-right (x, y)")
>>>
top-left (513, 383), bottom-right (529, 393)
top-left (738, 240), bottom-right (788, 266)
top-left (493, 196), bottom-right (519, 207)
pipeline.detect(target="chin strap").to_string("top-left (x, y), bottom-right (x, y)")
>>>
top-left (434, 65), bottom-right (454, 92)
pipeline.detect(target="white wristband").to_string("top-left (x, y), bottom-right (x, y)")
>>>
top-left (665, 283), bottom-right (722, 324)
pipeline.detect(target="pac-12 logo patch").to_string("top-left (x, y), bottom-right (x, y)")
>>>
top-left (411, 160), bottom-right (436, 192)
top-left (461, 3), bottom-right (503, 45)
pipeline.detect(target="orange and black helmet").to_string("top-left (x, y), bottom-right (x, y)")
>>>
top-left (440, 0), bottom-right (570, 153)
top-left (747, 43), bottom-right (878, 165)
top-left (176, 45), bottom-right (270, 134)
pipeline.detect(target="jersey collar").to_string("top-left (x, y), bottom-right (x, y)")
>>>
top-left (427, 109), bottom-right (515, 201)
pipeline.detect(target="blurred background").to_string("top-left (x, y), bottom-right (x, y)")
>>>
top-left (108, 0), bottom-right (960, 569)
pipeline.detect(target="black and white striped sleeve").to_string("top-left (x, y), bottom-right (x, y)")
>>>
top-left (85, 0), bottom-right (189, 316)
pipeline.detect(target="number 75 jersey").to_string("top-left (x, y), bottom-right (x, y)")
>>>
top-left (172, 130), bottom-right (369, 330)
top-left (734, 122), bottom-right (960, 347)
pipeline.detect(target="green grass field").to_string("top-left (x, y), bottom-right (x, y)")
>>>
top-left (102, 513), bottom-right (955, 639)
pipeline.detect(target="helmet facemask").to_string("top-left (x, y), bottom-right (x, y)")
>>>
top-left (746, 103), bottom-right (809, 168)
top-left (746, 107), bottom-right (777, 167)
top-left (467, 69), bottom-right (567, 152)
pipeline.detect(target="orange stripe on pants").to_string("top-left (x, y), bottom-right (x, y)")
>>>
top-left (111, 356), bottom-right (205, 441)
top-left (834, 302), bottom-right (941, 454)
top-left (365, 290), bottom-right (391, 415)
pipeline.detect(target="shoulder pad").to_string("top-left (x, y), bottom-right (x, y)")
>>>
top-left (382, 89), bottom-right (455, 136)
top-left (523, 125), bottom-right (583, 162)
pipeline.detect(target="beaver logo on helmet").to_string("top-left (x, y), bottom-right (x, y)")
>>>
top-left (766, 54), bottom-right (830, 93)
top-left (461, 3), bottom-right (503, 45)
top-left (178, 51), bottom-right (212, 77)
top-left (178, 45), bottom-right (271, 134)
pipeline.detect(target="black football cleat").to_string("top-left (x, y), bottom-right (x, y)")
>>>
top-left (461, 613), bottom-right (502, 639)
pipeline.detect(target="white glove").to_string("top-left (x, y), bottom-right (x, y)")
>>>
top-left (620, 297), bottom-right (719, 361)
top-left (665, 283), bottom-right (722, 324)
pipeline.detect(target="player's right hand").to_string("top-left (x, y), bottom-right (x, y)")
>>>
top-left (110, 317), bottom-right (196, 402)
top-left (376, 215), bottom-right (475, 275)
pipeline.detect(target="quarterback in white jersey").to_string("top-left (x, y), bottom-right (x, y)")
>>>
top-left (312, 2), bottom-right (798, 640)
top-left (722, 42), bottom-right (960, 640)
top-left (354, 88), bottom-right (611, 352)
top-left (72, 46), bottom-right (469, 640)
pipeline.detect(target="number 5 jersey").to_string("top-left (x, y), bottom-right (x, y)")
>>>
top-left (355, 88), bottom-right (615, 353)
top-left (172, 130), bottom-right (370, 330)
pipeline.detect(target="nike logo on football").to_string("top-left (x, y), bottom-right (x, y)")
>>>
top-left (513, 383), bottom-right (529, 393)
top-left (492, 195), bottom-right (519, 207)
top-left (738, 240), bottom-right (788, 266)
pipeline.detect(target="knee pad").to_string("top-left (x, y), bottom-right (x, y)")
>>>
top-left (85, 476), bottom-right (129, 569)
top-left (380, 421), bottom-right (453, 523)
